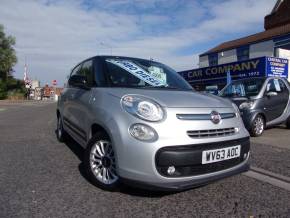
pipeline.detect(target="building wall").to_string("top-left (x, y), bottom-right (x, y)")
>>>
top-left (218, 49), bottom-right (237, 64)
top-left (31, 80), bottom-right (40, 90)
top-left (249, 40), bottom-right (274, 58)
top-left (199, 55), bottom-right (209, 67)
top-left (199, 40), bottom-right (275, 66)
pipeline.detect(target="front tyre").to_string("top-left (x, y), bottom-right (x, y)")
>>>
top-left (286, 116), bottom-right (290, 129)
top-left (84, 133), bottom-right (119, 191)
top-left (250, 114), bottom-right (265, 137)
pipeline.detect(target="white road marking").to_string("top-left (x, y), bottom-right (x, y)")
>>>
top-left (0, 101), bottom-right (55, 107)
top-left (244, 167), bottom-right (290, 192)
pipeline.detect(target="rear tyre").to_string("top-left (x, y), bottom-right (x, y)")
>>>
top-left (56, 115), bottom-right (67, 142)
top-left (250, 114), bottom-right (265, 137)
top-left (84, 133), bottom-right (119, 191)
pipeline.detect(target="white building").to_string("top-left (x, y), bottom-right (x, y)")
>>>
top-left (31, 80), bottom-right (40, 90)
top-left (199, 0), bottom-right (290, 76)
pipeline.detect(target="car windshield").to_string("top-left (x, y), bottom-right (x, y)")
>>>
top-left (104, 58), bottom-right (193, 90)
top-left (219, 78), bottom-right (265, 97)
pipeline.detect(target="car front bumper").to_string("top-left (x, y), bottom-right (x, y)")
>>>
top-left (121, 157), bottom-right (249, 191)
top-left (105, 106), bottom-right (250, 190)
top-left (155, 137), bottom-right (250, 177)
top-left (113, 128), bottom-right (250, 190)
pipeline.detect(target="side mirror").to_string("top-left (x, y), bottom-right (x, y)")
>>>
top-left (68, 75), bottom-right (90, 90)
top-left (266, 91), bottom-right (277, 97)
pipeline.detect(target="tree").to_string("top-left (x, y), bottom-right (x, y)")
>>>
top-left (0, 24), bottom-right (17, 81)
top-left (0, 24), bottom-right (22, 100)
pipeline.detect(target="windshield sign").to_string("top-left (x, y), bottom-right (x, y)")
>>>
top-left (106, 59), bottom-right (165, 86)
top-left (105, 58), bottom-right (193, 90)
top-left (219, 79), bottom-right (265, 97)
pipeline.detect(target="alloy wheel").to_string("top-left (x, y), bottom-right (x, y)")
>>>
top-left (254, 116), bottom-right (264, 135)
top-left (89, 140), bottom-right (118, 185)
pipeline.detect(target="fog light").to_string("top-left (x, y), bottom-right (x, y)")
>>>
top-left (129, 123), bottom-right (158, 142)
top-left (234, 127), bottom-right (240, 133)
top-left (167, 166), bottom-right (175, 175)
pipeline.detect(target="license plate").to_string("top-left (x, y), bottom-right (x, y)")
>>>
top-left (202, 145), bottom-right (241, 164)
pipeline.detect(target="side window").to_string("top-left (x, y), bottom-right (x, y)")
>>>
top-left (69, 64), bottom-right (82, 87)
top-left (79, 60), bottom-right (95, 87)
top-left (94, 59), bottom-right (107, 87)
top-left (71, 64), bottom-right (81, 77)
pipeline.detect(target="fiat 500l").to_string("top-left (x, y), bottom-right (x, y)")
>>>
top-left (57, 56), bottom-right (250, 191)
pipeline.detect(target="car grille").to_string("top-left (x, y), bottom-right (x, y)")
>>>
top-left (176, 113), bottom-right (236, 120)
top-left (187, 127), bottom-right (236, 138)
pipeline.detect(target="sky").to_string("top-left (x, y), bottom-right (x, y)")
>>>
top-left (0, 0), bottom-right (276, 86)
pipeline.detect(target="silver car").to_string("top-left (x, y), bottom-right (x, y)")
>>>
top-left (57, 56), bottom-right (250, 191)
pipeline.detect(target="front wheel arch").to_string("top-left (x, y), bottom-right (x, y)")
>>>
top-left (286, 116), bottom-right (290, 129)
top-left (90, 123), bottom-right (110, 140)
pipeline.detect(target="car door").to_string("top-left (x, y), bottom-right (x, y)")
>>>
top-left (263, 78), bottom-right (288, 121)
top-left (62, 63), bottom-right (82, 131)
top-left (68, 59), bottom-right (96, 145)
top-left (278, 79), bottom-right (289, 113)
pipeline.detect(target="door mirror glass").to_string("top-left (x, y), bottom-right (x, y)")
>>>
top-left (68, 75), bottom-right (90, 89)
top-left (266, 91), bottom-right (278, 97)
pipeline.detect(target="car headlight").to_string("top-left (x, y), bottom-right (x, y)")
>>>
top-left (121, 95), bottom-right (165, 122)
top-left (239, 101), bottom-right (254, 110)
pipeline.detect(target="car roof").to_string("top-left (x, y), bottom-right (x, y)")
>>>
top-left (72, 55), bottom-right (161, 72)
top-left (97, 55), bottom-right (164, 65)
top-left (95, 55), bottom-right (159, 64)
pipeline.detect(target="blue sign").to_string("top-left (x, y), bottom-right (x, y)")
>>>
top-left (266, 57), bottom-right (288, 78)
top-left (179, 57), bottom-right (288, 85)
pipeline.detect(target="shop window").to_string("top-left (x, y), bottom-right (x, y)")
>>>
top-left (208, 53), bottom-right (218, 66)
top-left (237, 46), bottom-right (249, 61)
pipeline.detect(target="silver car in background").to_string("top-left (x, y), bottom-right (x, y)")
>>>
top-left (57, 56), bottom-right (250, 191)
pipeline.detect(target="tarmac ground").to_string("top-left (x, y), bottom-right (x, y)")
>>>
top-left (0, 101), bottom-right (289, 217)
